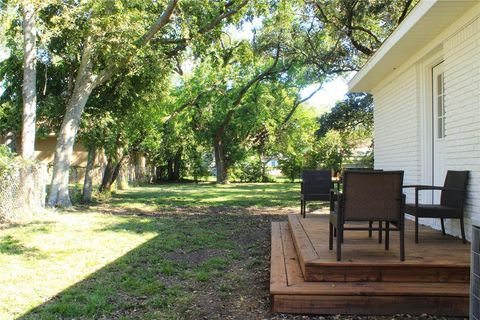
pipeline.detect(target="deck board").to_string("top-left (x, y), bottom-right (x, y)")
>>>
top-left (270, 222), bottom-right (287, 292)
top-left (280, 222), bottom-right (304, 286)
top-left (270, 221), bottom-right (470, 316)
top-left (288, 214), bottom-right (470, 282)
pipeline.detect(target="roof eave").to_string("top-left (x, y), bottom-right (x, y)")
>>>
top-left (348, 0), bottom-right (476, 93)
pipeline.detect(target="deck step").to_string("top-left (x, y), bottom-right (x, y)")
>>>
top-left (270, 221), bottom-right (470, 316)
top-left (287, 214), bottom-right (470, 283)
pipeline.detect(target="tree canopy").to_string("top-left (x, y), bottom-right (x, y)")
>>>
top-left (0, 0), bottom-right (418, 204)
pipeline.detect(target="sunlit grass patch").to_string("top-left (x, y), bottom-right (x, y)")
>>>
top-left (109, 182), bottom-right (299, 209)
top-left (0, 212), bottom-right (157, 319)
top-left (1, 182), bottom-right (297, 319)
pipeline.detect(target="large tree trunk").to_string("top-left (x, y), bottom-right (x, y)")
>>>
top-left (82, 147), bottom-right (96, 202)
top-left (47, 77), bottom-right (96, 207)
top-left (167, 159), bottom-right (174, 181)
top-left (259, 152), bottom-right (267, 182)
top-left (46, 1), bottom-right (184, 206)
top-left (173, 149), bottom-right (182, 181)
top-left (116, 164), bottom-right (128, 190)
top-left (21, 1), bottom-right (37, 160)
top-left (100, 155), bottom-right (126, 192)
top-left (155, 166), bottom-right (163, 183)
top-left (214, 136), bottom-right (228, 184)
top-left (110, 160), bottom-right (123, 187)
top-left (99, 158), bottom-right (115, 192)
top-left (47, 43), bottom-right (104, 207)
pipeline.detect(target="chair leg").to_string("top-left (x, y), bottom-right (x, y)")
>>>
top-left (385, 222), bottom-right (390, 250)
top-left (329, 222), bottom-right (333, 250)
top-left (400, 220), bottom-right (405, 261)
top-left (368, 221), bottom-right (373, 238)
top-left (460, 217), bottom-right (467, 244)
top-left (336, 225), bottom-right (342, 261)
top-left (333, 227), bottom-right (336, 237)
top-left (415, 216), bottom-right (419, 243)
top-left (441, 218), bottom-right (446, 235)
top-left (300, 200), bottom-right (303, 217)
top-left (378, 221), bottom-right (383, 244)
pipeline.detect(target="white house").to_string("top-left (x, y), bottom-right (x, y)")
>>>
top-left (348, 0), bottom-right (480, 240)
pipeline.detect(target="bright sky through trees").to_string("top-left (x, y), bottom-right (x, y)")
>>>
top-left (301, 77), bottom-right (349, 112)
top-left (229, 19), bottom-right (349, 112)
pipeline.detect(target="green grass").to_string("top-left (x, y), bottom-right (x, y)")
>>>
top-left (108, 182), bottom-right (299, 210)
top-left (0, 183), bottom-right (298, 319)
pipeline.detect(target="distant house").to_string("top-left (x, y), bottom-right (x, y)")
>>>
top-left (1, 134), bottom-right (148, 184)
top-left (349, 0), bottom-right (480, 240)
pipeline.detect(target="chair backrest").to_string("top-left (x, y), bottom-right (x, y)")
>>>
top-left (441, 170), bottom-right (469, 208)
top-left (342, 170), bottom-right (404, 221)
top-left (301, 170), bottom-right (332, 195)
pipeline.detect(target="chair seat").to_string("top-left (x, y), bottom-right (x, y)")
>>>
top-left (301, 193), bottom-right (330, 201)
top-left (405, 203), bottom-right (462, 218)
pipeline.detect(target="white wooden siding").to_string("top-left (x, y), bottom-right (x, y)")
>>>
top-left (442, 17), bottom-right (480, 240)
top-left (373, 65), bottom-right (421, 203)
top-left (372, 15), bottom-right (480, 240)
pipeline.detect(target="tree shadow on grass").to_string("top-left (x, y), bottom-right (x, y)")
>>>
top-left (17, 211), bottom-right (286, 320)
top-left (0, 235), bottom-right (40, 255)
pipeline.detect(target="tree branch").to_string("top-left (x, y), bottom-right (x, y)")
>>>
top-left (215, 47), bottom-right (282, 139)
top-left (280, 84), bottom-right (322, 128)
top-left (398, 0), bottom-right (414, 24)
top-left (349, 25), bottom-right (381, 45)
top-left (199, 0), bottom-right (249, 34)
top-left (138, 0), bottom-right (179, 46)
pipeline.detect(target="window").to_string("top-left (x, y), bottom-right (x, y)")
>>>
top-left (436, 73), bottom-right (446, 139)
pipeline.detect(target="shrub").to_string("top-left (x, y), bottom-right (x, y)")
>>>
top-left (0, 145), bottom-right (16, 175)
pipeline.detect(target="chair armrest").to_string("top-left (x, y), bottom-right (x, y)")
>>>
top-left (414, 186), bottom-right (466, 193)
top-left (409, 185), bottom-right (443, 206)
top-left (403, 184), bottom-right (430, 188)
top-left (411, 186), bottom-right (466, 207)
top-left (403, 185), bottom-right (466, 192)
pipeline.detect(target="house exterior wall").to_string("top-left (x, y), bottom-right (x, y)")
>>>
top-left (1, 135), bottom-right (151, 186)
top-left (34, 136), bottom-right (100, 166)
top-left (373, 65), bottom-right (421, 189)
top-left (1, 136), bottom-right (108, 184)
top-left (372, 12), bottom-right (480, 240)
top-left (442, 16), bottom-right (480, 239)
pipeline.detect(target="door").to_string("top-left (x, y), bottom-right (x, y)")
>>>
top-left (432, 63), bottom-right (446, 202)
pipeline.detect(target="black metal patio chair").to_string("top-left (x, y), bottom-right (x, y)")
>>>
top-left (404, 170), bottom-right (469, 243)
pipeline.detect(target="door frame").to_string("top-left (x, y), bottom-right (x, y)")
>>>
top-left (420, 49), bottom-right (443, 204)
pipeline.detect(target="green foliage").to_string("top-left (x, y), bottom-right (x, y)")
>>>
top-left (230, 157), bottom-right (273, 183)
top-left (303, 0), bottom-right (419, 63)
top-left (186, 149), bottom-right (212, 183)
top-left (275, 105), bottom-right (318, 181)
top-left (314, 93), bottom-right (374, 173)
top-left (0, 0), bottom-right (414, 185)
top-left (278, 156), bottom-right (303, 183)
top-left (317, 93), bottom-right (373, 137)
top-left (0, 144), bottom-right (15, 174)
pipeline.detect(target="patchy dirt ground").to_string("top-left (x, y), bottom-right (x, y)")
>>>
top-left (97, 205), bottom-right (466, 320)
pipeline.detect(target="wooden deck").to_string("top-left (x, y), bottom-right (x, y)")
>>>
top-left (270, 214), bottom-right (471, 316)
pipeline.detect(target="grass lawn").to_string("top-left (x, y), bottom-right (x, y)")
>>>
top-left (0, 183), bottom-right (299, 320)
